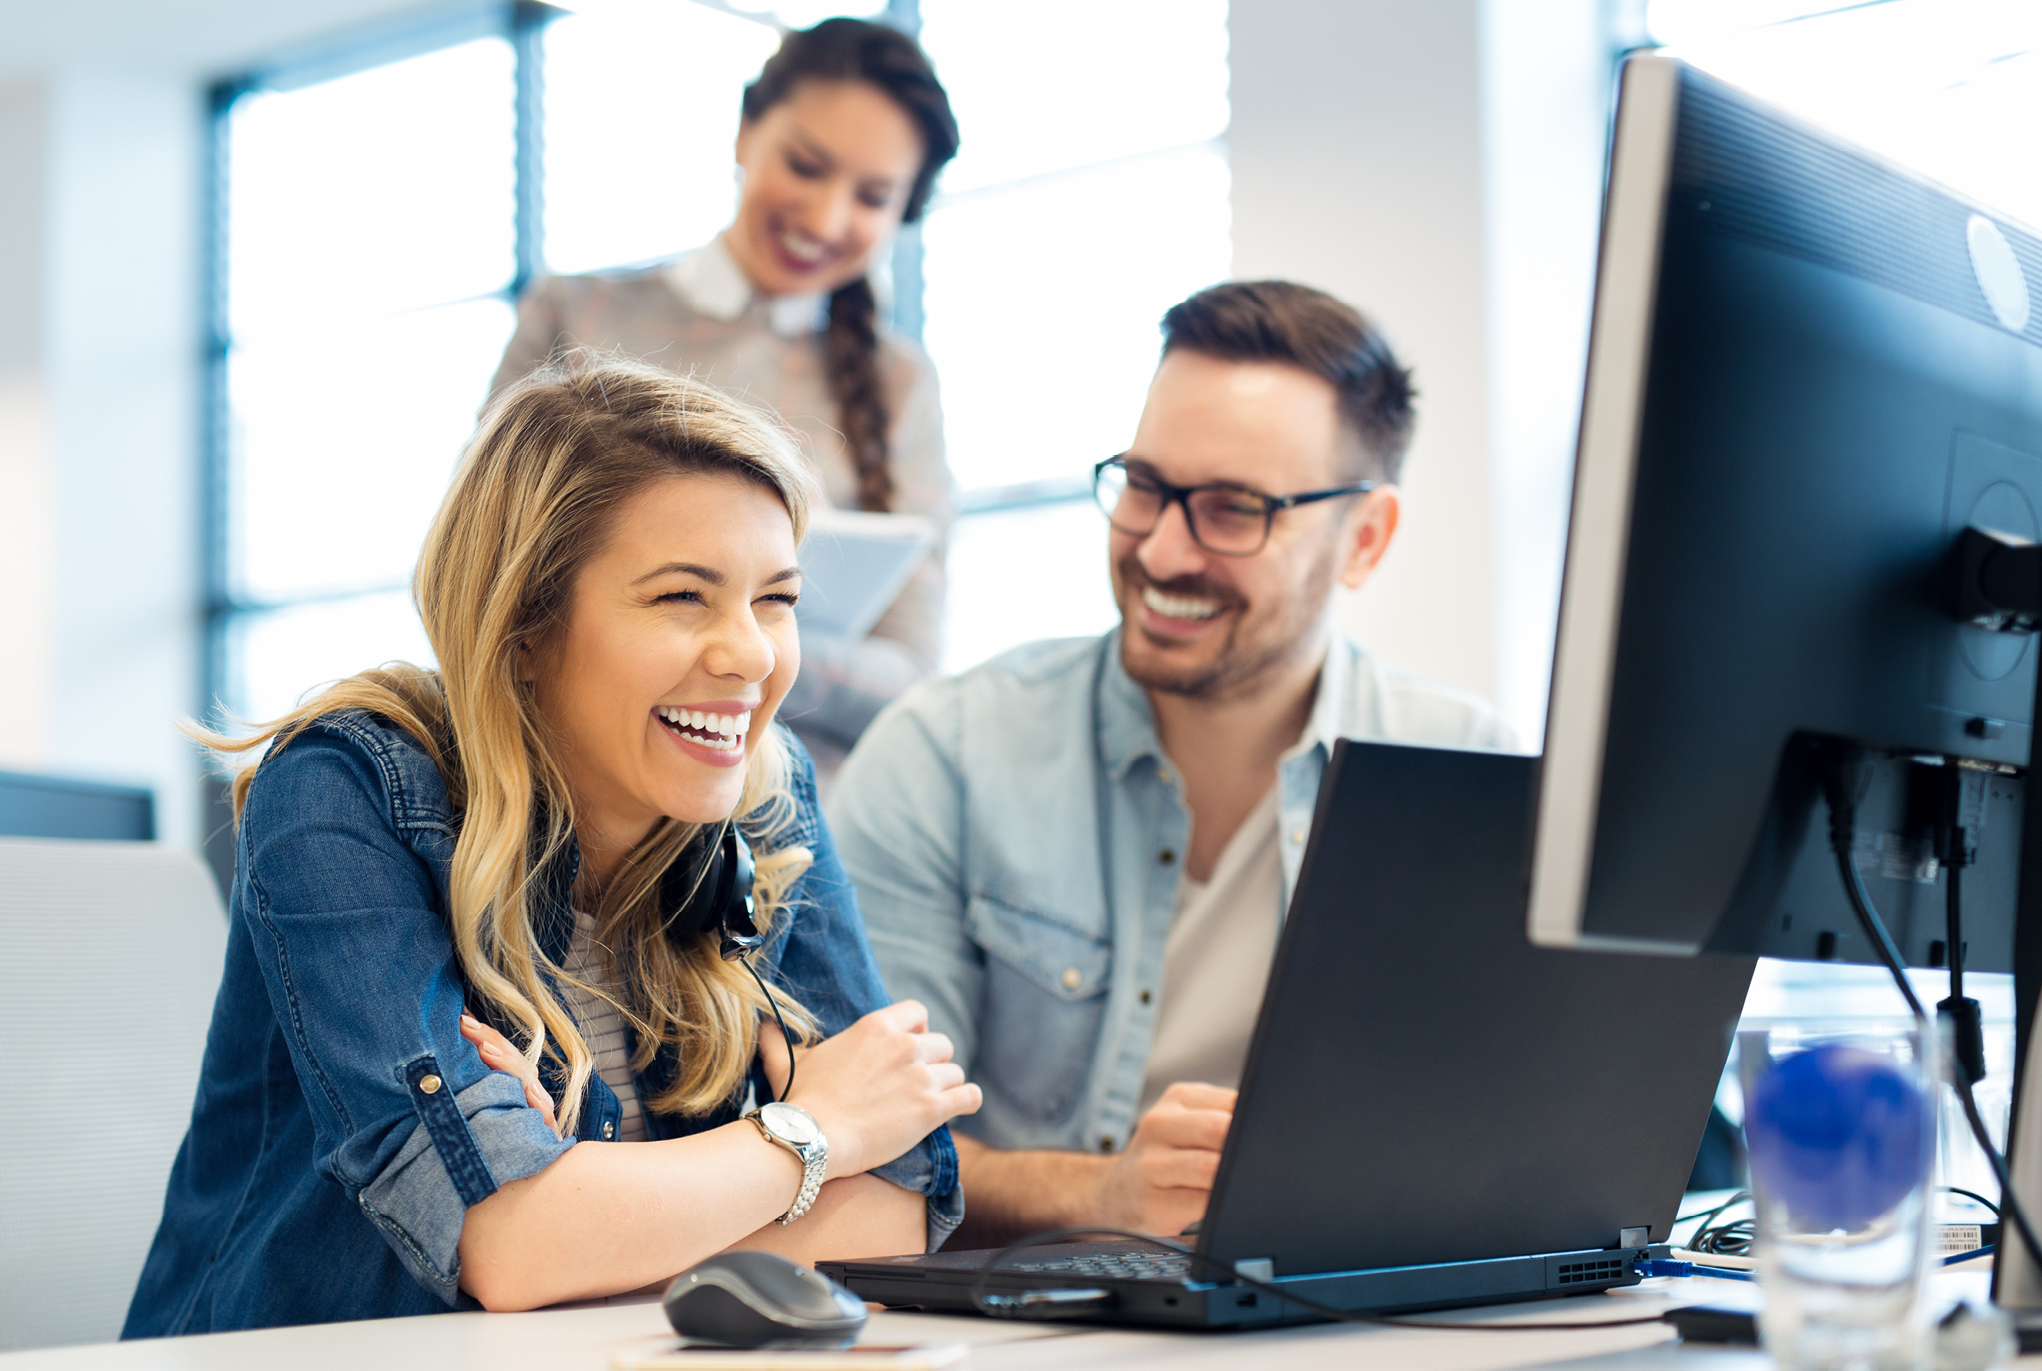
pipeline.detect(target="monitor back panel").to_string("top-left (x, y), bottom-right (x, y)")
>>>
top-left (1563, 60), bottom-right (2042, 954)
top-left (1201, 741), bottom-right (1755, 1279)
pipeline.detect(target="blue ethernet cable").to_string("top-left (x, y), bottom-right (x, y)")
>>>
top-left (1635, 1258), bottom-right (1754, 1282)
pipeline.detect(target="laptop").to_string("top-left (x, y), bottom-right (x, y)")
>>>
top-left (821, 741), bottom-right (1757, 1328)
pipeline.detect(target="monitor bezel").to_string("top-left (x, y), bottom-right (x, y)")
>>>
top-left (1527, 55), bottom-right (1687, 954)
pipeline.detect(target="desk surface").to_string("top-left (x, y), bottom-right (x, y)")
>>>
top-left (0, 1280), bottom-right (1777, 1371)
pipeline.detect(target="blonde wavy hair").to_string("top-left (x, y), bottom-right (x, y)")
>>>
top-left (200, 354), bottom-right (824, 1129)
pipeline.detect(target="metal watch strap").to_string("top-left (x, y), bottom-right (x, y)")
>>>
top-left (778, 1137), bottom-right (827, 1226)
top-left (748, 1109), bottom-right (827, 1225)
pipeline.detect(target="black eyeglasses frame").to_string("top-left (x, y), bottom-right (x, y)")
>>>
top-left (1091, 454), bottom-right (1378, 557)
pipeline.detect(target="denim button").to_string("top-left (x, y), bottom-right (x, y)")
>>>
top-left (1061, 967), bottom-right (1081, 990)
top-left (1159, 849), bottom-right (1176, 865)
top-left (603, 1120), bottom-right (615, 1140)
top-left (418, 1074), bottom-right (442, 1095)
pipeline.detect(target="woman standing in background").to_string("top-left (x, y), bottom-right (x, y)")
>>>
top-left (493, 18), bottom-right (959, 776)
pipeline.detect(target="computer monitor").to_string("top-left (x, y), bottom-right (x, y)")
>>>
top-left (1524, 52), bottom-right (2042, 1304)
top-left (1528, 55), bottom-right (2041, 968)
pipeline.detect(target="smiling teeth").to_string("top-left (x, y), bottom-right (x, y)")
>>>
top-left (657, 707), bottom-right (753, 751)
top-left (1142, 586), bottom-right (1222, 621)
top-left (779, 229), bottom-right (825, 264)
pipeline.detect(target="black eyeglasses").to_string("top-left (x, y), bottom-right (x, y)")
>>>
top-left (1092, 455), bottom-right (1377, 557)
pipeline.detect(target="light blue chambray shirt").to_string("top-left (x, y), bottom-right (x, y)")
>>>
top-left (827, 628), bottom-right (1515, 1158)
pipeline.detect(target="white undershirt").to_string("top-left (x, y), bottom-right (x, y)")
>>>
top-left (560, 911), bottom-right (649, 1141)
top-left (1137, 784), bottom-right (1285, 1116)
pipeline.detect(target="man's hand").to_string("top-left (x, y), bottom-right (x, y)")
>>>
top-left (949, 1083), bottom-right (1239, 1247)
top-left (1094, 1083), bottom-right (1237, 1235)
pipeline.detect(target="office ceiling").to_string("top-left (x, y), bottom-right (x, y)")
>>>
top-left (0, 0), bottom-right (448, 82)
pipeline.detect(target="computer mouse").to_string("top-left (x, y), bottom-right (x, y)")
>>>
top-left (663, 1251), bottom-right (868, 1348)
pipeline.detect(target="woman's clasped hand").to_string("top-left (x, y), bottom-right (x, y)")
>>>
top-left (753, 999), bottom-right (977, 1183)
top-left (461, 999), bottom-right (980, 1184)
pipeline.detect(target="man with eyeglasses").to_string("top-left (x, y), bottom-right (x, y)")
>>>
top-left (828, 280), bottom-right (1512, 1244)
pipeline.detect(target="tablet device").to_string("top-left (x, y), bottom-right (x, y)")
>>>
top-left (796, 510), bottom-right (937, 642)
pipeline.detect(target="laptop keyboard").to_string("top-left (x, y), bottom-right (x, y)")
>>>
top-left (1009, 1250), bottom-right (1193, 1281)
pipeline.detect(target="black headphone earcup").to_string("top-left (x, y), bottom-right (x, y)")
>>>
top-left (730, 827), bottom-right (756, 918)
top-left (716, 827), bottom-right (763, 961)
top-left (665, 826), bottom-right (765, 962)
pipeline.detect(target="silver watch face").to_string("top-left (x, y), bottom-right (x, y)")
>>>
top-left (760, 1101), bottom-right (820, 1147)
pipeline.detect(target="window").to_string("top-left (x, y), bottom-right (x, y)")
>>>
top-left (539, 5), bottom-right (783, 276)
top-left (209, 0), bottom-right (1233, 718)
top-left (919, 0), bottom-right (1232, 670)
top-left (1639, 0), bottom-right (2042, 1203)
top-left (214, 30), bottom-right (521, 723)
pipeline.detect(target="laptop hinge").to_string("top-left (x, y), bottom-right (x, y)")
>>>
top-left (1234, 1258), bottom-right (1275, 1283)
top-left (1619, 1227), bottom-right (1650, 1248)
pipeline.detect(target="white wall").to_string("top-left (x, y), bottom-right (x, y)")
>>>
top-left (1230, 0), bottom-right (1613, 744)
top-left (0, 78), bottom-right (55, 771)
top-left (1479, 0), bottom-right (1614, 742)
top-left (46, 71), bottom-right (206, 849)
top-left (0, 70), bottom-right (206, 847)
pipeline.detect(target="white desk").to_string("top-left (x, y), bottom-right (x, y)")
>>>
top-left (0, 1280), bottom-right (1778, 1371)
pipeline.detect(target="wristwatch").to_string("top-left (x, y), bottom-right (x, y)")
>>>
top-left (745, 1101), bottom-right (828, 1225)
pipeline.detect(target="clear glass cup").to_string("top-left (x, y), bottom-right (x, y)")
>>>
top-left (1739, 1022), bottom-right (1938, 1371)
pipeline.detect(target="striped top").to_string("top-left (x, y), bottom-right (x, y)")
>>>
top-left (560, 911), bottom-right (648, 1142)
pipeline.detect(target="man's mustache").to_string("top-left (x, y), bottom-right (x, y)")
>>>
top-left (1118, 561), bottom-right (1244, 611)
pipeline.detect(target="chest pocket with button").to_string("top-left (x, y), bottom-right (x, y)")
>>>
top-left (966, 892), bottom-right (1110, 1125)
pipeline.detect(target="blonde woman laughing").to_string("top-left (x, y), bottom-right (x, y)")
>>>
top-left (124, 356), bottom-right (977, 1335)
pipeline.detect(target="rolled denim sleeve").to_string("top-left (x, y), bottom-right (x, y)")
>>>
top-left (239, 729), bottom-right (574, 1305)
top-left (356, 1072), bottom-right (571, 1301)
top-left (765, 734), bottom-right (962, 1250)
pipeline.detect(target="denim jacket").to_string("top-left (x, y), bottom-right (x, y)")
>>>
top-left (124, 711), bottom-right (959, 1337)
top-left (827, 629), bottom-right (1512, 1157)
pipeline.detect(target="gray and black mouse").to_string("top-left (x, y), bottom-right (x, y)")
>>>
top-left (663, 1251), bottom-right (868, 1348)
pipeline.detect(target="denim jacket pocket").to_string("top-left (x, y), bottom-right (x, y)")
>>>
top-left (966, 892), bottom-right (1110, 1124)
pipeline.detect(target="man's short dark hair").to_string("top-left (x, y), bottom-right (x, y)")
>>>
top-left (1159, 280), bottom-right (1416, 484)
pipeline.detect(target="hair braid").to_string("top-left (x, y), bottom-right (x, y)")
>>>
top-left (824, 276), bottom-right (893, 512)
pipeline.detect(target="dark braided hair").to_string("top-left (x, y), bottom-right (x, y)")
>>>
top-left (742, 19), bottom-right (959, 513)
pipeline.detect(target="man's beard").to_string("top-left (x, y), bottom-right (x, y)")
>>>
top-left (1116, 540), bottom-right (1337, 703)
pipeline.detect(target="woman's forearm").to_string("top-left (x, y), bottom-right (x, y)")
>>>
top-left (458, 1120), bottom-right (841, 1311)
top-left (724, 1172), bottom-right (925, 1266)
